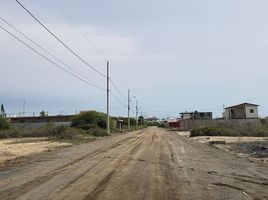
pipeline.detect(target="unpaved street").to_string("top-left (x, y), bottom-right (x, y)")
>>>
top-left (0, 127), bottom-right (268, 200)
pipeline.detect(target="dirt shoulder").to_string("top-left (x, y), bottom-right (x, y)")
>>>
top-left (0, 137), bottom-right (72, 167)
top-left (179, 131), bottom-right (268, 164)
top-left (0, 130), bottom-right (142, 169)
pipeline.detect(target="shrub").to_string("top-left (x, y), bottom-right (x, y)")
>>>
top-left (90, 128), bottom-right (108, 137)
top-left (0, 116), bottom-right (10, 130)
top-left (147, 122), bottom-right (160, 126)
top-left (50, 125), bottom-right (67, 138)
top-left (72, 111), bottom-right (104, 127)
top-left (78, 124), bottom-right (99, 130)
top-left (158, 124), bottom-right (165, 128)
top-left (190, 126), bottom-right (268, 137)
top-left (71, 111), bottom-right (115, 130)
top-left (97, 120), bottom-right (107, 129)
top-left (0, 129), bottom-right (19, 138)
top-left (51, 126), bottom-right (83, 140)
top-left (0, 125), bottom-right (84, 140)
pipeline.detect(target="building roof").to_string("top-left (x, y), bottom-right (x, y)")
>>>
top-left (180, 112), bottom-right (193, 115)
top-left (9, 115), bottom-right (75, 120)
top-left (145, 117), bottom-right (158, 121)
top-left (180, 111), bottom-right (212, 114)
top-left (225, 102), bottom-right (259, 109)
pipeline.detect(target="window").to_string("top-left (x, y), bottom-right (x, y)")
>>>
top-left (250, 109), bottom-right (254, 113)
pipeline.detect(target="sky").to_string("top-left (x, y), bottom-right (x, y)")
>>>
top-left (0, 0), bottom-right (268, 118)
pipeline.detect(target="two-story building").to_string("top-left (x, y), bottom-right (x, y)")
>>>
top-left (223, 102), bottom-right (259, 119)
top-left (180, 111), bottom-right (213, 120)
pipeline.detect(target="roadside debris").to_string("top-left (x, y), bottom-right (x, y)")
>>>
top-left (230, 141), bottom-right (268, 158)
top-left (209, 141), bottom-right (226, 145)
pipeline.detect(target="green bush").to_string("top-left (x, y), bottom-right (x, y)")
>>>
top-left (120, 117), bottom-right (136, 127)
top-left (97, 120), bottom-right (107, 129)
top-left (158, 123), bottom-right (165, 128)
top-left (71, 111), bottom-right (115, 130)
top-left (0, 116), bottom-right (10, 130)
top-left (147, 122), bottom-right (160, 126)
top-left (78, 124), bottom-right (99, 130)
top-left (90, 128), bottom-right (108, 137)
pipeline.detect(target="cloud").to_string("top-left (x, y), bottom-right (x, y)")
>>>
top-left (2, 0), bottom-right (268, 117)
top-left (0, 19), bottom-right (174, 116)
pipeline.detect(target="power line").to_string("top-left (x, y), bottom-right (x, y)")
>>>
top-left (112, 68), bottom-right (129, 89)
top-left (53, 0), bottom-right (107, 61)
top-left (110, 79), bottom-right (127, 99)
top-left (0, 15), bottom-right (99, 87)
top-left (110, 92), bottom-right (127, 107)
top-left (14, 0), bottom-right (133, 117)
top-left (0, 24), bottom-right (106, 91)
top-left (51, 0), bottom-right (129, 104)
top-left (52, 0), bottom-right (129, 101)
top-left (15, 0), bottom-right (107, 78)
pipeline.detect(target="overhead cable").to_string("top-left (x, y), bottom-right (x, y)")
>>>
top-left (0, 15), bottom-right (98, 86)
top-left (0, 24), bottom-right (106, 91)
top-left (16, 0), bottom-right (107, 78)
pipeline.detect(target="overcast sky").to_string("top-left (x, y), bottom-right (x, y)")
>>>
top-left (1, 0), bottom-right (268, 118)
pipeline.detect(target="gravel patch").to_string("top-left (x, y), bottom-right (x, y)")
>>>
top-left (230, 141), bottom-right (268, 158)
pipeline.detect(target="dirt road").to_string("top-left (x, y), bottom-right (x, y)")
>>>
top-left (0, 127), bottom-right (268, 200)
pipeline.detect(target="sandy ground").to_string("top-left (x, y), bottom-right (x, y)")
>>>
top-left (191, 135), bottom-right (268, 144)
top-left (0, 138), bottom-right (71, 166)
top-left (186, 133), bottom-right (268, 163)
top-left (0, 127), bottom-right (268, 200)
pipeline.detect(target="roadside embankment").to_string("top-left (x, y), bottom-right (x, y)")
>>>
top-left (176, 128), bottom-right (268, 164)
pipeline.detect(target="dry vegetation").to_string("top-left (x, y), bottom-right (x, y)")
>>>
top-left (190, 125), bottom-right (268, 137)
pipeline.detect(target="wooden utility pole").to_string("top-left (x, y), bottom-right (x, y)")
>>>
top-left (128, 89), bottom-right (130, 131)
top-left (107, 61), bottom-right (110, 135)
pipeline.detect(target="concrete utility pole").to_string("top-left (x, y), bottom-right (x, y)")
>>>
top-left (107, 61), bottom-right (110, 135)
top-left (23, 99), bottom-right (25, 116)
top-left (128, 89), bottom-right (130, 131)
top-left (136, 100), bottom-right (138, 128)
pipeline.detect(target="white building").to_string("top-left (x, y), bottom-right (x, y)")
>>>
top-left (223, 103), bottom-right (259, 119)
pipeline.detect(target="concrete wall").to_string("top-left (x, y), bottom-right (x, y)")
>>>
top-left (9, 115), bottom-right (75, 123)
top-left (168, 121), bottom-right (180, 128)
top-left (230, 107), bottom-right (246, 119)
top-left (10, 122), bottom-right (72, 129)
top-left (181, 114), bottom-right (191, 120)
top-left (245, 105), bottom-right (258, 118)
top-left (179, 118), bottom-right (261, 131)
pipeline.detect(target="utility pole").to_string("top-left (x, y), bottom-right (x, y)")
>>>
top-left (140, 107), bottom-right (144, 125)
top-left (128, 89), bottom-right (130, 131)
top-left (107, 61), bottom-right (110, 135)
top-left (23, 98), bottom-right (25, 116)
top-left (136, 100), bottom-right (138, 128)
